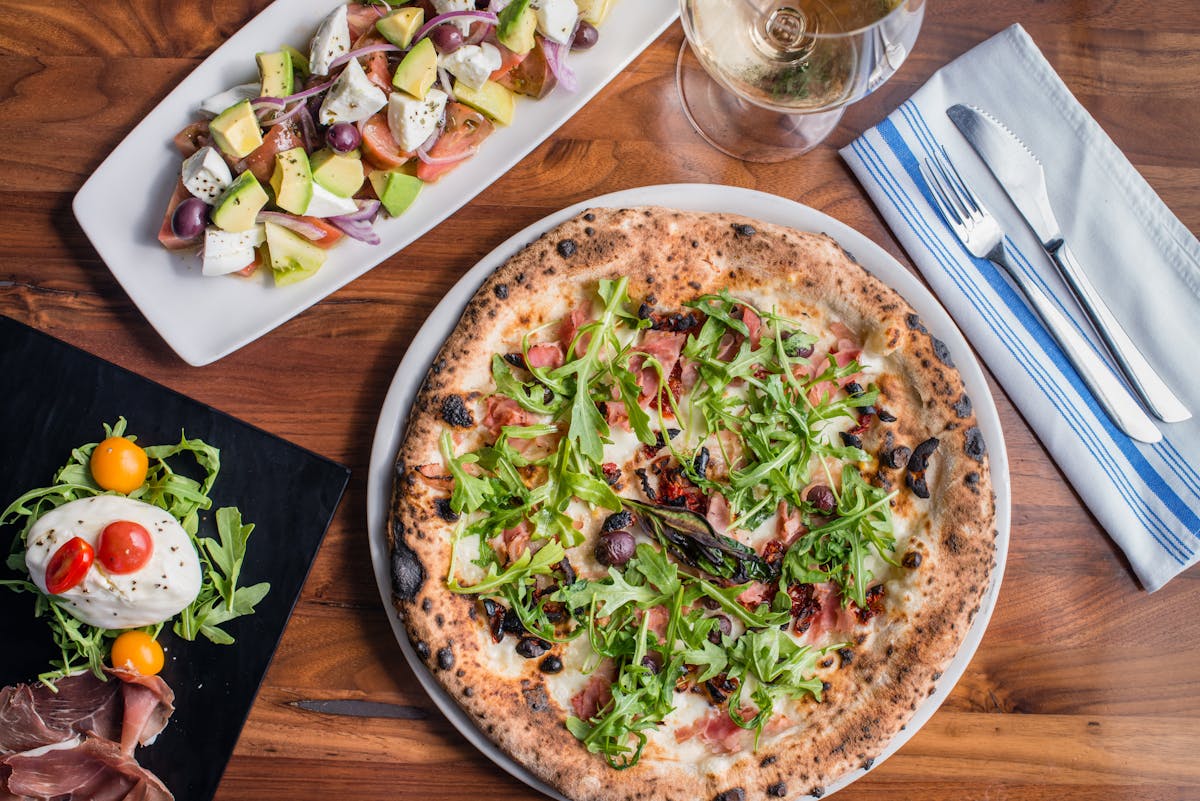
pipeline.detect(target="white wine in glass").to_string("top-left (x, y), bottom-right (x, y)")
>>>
top-left (677, 0), bottom-right (925, 161)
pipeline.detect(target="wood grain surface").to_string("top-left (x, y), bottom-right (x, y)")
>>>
top-left (2, 1), bottom-right (1199, 800)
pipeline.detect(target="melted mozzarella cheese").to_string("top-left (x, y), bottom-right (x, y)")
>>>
top-left (25, 496), bottom-right (202, 628)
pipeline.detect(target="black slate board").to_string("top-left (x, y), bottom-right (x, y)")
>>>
top-left (0, 316), bottom-right (350, 801)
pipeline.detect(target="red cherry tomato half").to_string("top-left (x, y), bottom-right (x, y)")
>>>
top-left (98, 521), bottom-right (154, 574)
top-left (45, 537), bottom-right (95, 594)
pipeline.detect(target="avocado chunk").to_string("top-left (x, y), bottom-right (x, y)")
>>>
top-left (264, 220), bottom-right (328, 286)
top-left (310, 148), bottom-right (365, 198)
top-left (575, 0), bottom-right (613, 25)
top-left (210, 99), bottom-right (264, 159)
top-left (497, 0), bottom-right (536, 55)
top-left (369, 170), bottom-right (422, 217)
top-left (452, 79), bottom-right (516, 126)
top-left (281, 44), bottom-right (310, 77)
top-left (269, 147), bottom-right (314, 215)
top-left (211, 171), bottom-right (269, 232)
top-left (256, 49), bottom-right (294, 99)
top-left (376, 7), bottom-right (424, 49)
top-left (393, 37), bottom-right (438, 99)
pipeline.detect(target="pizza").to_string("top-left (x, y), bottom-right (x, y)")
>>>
top-left (387, 207), bottom-right (996, 801)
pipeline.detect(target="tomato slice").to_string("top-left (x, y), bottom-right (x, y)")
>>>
top-left (239, 122), bottom-right (305, 185)
top-left (46, 537), bottom-right (95, 595)
top-left (360, 112), bottom-right (413, 170)
top-left (98, 521), bottom-right (154, 574)
top-left (173, 121), bottom-right (211, 157)
top-left (489, 40), bottom-right (528, 82)
top-left (415, 102), bottom-right (494, 183)
top-left (346, 3), bottom-right (384, 41)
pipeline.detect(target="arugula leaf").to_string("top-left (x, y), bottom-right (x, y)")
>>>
top-left (782, 465), bottom-right (898, 606)
top-left (448, 539), bottom-right (566, 595)
top-left (491, 355), bottom-right (564, 415)
top-left (439, 431), bottom-right (493, 515)
top-left (174, 506), bottom-right (270, 644)
top-left (724, 628), bottom-right (824, 743)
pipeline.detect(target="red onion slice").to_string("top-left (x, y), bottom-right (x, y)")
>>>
top-left (542, 38), bottom-right (578, 93)
top-left (256, 212), bottom-right (328, 240)
top-left (414, 10), bottom-right (498, 43)
top-left (330, 42), bottom-right (402, 70)
top-left (416, 144), bottom-right (477, 166)
top-left (329, 200), bottom-right (383, 244)
top-left (277, 79), bottom-right (336, 104)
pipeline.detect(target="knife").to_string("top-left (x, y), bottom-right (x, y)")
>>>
top-left (947, 103), bottom-right (1192, 424)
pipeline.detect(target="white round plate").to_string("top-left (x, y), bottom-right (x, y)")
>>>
top-left (367, 184), bottom-right (1011, 800)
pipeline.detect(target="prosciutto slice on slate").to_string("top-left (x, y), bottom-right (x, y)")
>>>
top-left (0, 671), bottom-right (176, 801)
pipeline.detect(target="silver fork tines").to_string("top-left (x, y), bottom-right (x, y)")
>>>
top-left (921, 148), bottom-right (1162, 444)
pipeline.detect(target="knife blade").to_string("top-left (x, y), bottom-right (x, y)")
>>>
top-left (947, 103), bottom-right (1191, 424)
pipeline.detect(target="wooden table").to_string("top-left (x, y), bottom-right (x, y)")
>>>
top-left (2, 1), bottom-right (1198, 800)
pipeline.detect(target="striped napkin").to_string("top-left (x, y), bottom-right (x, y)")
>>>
top-left (840, 23), bottom-right (1200, 591)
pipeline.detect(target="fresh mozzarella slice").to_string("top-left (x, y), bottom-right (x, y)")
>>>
top-left (319, 58), bottom-right (388, 125)
top-left (309, 4), bottom-right (352, 76)
top-left (201, 225), bottom-right (265, 276)
top-left (304, 183), bottom-right (358, 218)
top-left (438, 43), bottom-right (502, 91)
top-left (532, 0), bottom-right (578, 44)
top-left (388, 88), bottom-right (449, 152)
top-left (199, 82), bottom-right (261, 117)
top-left (431, 0), bottom-right (476, 33)
top-left (181, 146), bottom-right (233, 204)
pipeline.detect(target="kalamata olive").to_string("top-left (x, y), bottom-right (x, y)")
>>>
top-left (325, 121), bottom-right (361, 153)
top-left (571, 20), bottom-right (599, 50)
top-left (806, 484), bottom-right (836, 513)
top-left (429, 24), bottom-right (463, 54)
top-left (594, 530), bottom-right (636, 567)
top-left (539, 654), bottom-right (563, 673)
top-left (839, 431), bottom-right (863, 449)
top-left (170, 197), bottom-right (209, 240)
top-left (707, 614), bottom-right (732, 645)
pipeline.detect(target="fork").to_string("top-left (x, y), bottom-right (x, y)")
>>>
top-left (921, 148), bottom-right (1162, 444)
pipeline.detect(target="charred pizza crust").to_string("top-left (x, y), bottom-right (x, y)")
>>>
top-left (388, 208), bottom-right (995, 801)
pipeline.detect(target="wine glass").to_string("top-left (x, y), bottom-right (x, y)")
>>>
top-left (677, 0), bottom-right (925, 162)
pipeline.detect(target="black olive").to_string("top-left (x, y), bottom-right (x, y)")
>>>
top-left (907, 437), bottom-right (940, 472)
top-left (839, 431), bottom-right (863, 449)
top-left (539, 654), bottom-right (564, 674)
top-left (902, 551), bottom-right (923, 568)
top-left (692, 446), bottom-right (711, 477)
top-left (641, 651), bottom-right (664, 674)
top-left (806, 484), bottom-right (836, 513)
top-left (515, 636), bottom-right (551, 658)
top-left (600, 510), bottom-right (632, 533)
top-left (906, 472), bottom-right (930, 499)
top-left (876, 408), bottom-right (897, 423)
top-left (502, 607), bottom-right (524, 634)
top-left (844, 381), bottom-right (865, 396)
top-left (883, 445), bottom-right (911, 469)
top-left (707, 614), bottom-right (733, 645)
top-left (595, 530), bottom-right (636, 566)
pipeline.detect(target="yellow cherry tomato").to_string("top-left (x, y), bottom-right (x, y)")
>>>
top-left (111, 630), bottom-right (165, 676)
top-left (90, 437), bottom-right (149, 494)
